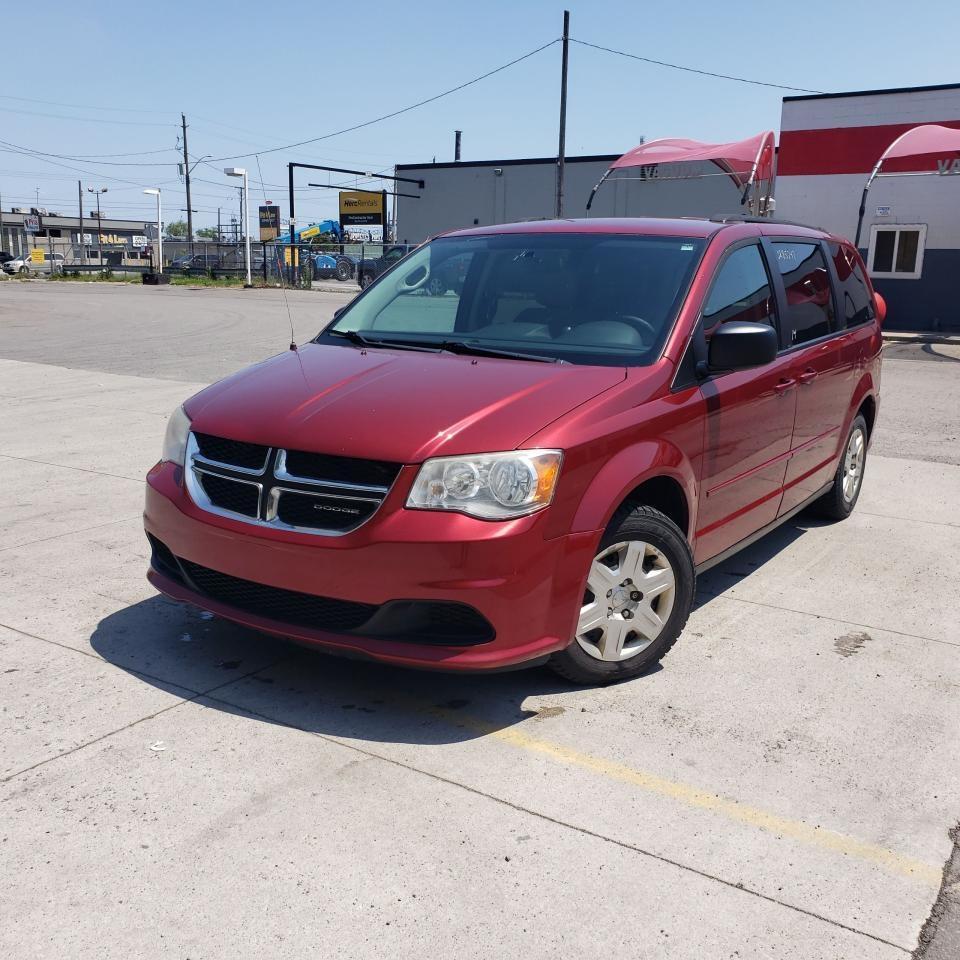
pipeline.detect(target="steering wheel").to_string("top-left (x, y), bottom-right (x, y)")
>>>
top-left (614, 314), bottom-right (658, 343)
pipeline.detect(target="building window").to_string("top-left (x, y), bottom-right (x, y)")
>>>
top-left (867, 224), bottom-right (926, 280)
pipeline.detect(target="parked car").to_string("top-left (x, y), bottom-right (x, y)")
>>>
top-left (0, 251), bottom-right (14, 267)
top-left (144, 217), bottom-right (883, 684)
top-left (2, 251), bottom-right (66, 275)
top-left (169, 254), bottom-right (221, 274)
top-left (357, 245), bottom-right (412, 288)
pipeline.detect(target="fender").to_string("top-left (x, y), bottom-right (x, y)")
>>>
top-left (569, 438), bottom-right (699, 540)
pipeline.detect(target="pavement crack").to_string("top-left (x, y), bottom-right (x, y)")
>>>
top-left (913, 824), bottom-right (960, 958)
top-left (199, 688), bottom-right (912, 954)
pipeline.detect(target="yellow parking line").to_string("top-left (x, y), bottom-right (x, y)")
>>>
top-left (416, 700), bottom-right (941, 885)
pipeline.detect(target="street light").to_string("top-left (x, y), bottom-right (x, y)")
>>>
top-left (143, 189), bottom-right (162, 275)
top-left (224, 167), bottom-right (251, 287)
top-left (87, 186), bottom-right (108, 268)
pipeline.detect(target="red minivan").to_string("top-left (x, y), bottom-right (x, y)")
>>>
top-left (145, 217), bottom-right (883, 684)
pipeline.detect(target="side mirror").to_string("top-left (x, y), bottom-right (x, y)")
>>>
top-left (333, 307), bottom-right (346, 319)
top-left (708, 321), bottom-right (779, 373)
top-left (874, 292), bottom-right (887, 326)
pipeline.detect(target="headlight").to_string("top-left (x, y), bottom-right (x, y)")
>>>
top-left (406, 450), bottom-right (562, 519)
top-left (161, 405), bottom-right (192, 466)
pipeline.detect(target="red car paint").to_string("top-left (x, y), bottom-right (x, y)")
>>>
top-left (144, 218), bottom-right (882, 671)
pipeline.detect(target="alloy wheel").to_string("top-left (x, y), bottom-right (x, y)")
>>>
top-left (576, 540), bottom-right (677, 662)
top-left (842, 426), bottom-right (866, 502)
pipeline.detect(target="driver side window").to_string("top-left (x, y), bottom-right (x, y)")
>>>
top-left (702, 244), bottom-right (776, 335)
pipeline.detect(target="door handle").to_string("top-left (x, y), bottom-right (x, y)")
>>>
top-left (798, 368), bottom-right (818, 385)
top-left (774, 378), bottom-right (797, 395)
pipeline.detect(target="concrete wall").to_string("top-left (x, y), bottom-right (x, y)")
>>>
top-left (395, 156), bottom-right (751, 243)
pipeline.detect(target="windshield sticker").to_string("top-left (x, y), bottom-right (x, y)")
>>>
top-left (680, 243), bottom-right (694, 251)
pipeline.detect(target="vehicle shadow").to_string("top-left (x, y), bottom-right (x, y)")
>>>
top-left (692, 511), bottom-right (826, 610)
top-left (91, 512), bottom-right (817, 745)
top-left (89, 595), bottom-right (582, 748)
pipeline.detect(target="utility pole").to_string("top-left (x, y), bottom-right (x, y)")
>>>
top-left (181, 113), bottom-right (193, 249)
top-left (217, 207), bottom-right (221, 242)
top-left (77, 181), bottom-right (84, 265)
top-left (454, 130), bottom-right (462, 162)
top-left (287, 162), bottom-right (297, 285)
top-left (555, 9), bottom-right (570, 219)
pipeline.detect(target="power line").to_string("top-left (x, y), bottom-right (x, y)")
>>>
top-left (570, 38), bottom-right (824, 94)
top-left (0, 104), bottom-right (175, 126)
top-left (0, 93), bottom-right (176, 115)
top-left (210, 38), bottom-right (560, 161)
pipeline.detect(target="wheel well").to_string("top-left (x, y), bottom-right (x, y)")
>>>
top-left (621, 476), bottom-right (690, 540)
top-left (858, 395), bottom-right (877, 439)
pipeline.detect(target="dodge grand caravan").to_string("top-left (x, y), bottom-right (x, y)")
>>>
top-left (145, 217), bottom-right (883, 684)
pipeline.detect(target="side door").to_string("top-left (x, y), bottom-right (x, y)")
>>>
top-left (766, 238), bottom-right (855, 514)
top-left (693, 241), bottom-right (798, 564)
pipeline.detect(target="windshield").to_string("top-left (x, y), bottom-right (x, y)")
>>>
top-left (319, 233), bottom-right (705, 366)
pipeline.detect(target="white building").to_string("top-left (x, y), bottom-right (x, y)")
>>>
top-left (776, 82), bottom-right (960, 331)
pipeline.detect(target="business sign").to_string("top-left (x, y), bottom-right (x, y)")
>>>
top-left (876, 205), bottom-right (891, 217)
top-left (24, 215), bottom-right (40, 233)
top-left (29, 248), bottom-right (45, 263)
top-left (259, 204), bottom-right (280, 240)
top-left (132, 235), bottom-right (147, 246)
top-left (339, 191), bottom-right (384, 227)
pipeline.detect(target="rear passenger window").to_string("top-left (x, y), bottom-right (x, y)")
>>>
top-left (830, 242), bottom-right (875, 328)
top-left (702, 244), bottom-right (776, 333)
top-left (771, 242), bottom-right (836, 346)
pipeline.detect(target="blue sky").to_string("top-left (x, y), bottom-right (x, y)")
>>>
top-left (3, 0), bottom-right (958, 230)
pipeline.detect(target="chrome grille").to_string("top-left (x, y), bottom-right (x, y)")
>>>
top-left (185, 432), bottom-right (400, 535)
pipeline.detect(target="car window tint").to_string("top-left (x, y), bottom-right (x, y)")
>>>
top-left (771, 242), bottom-right (836, 346)
top-left (829, 242), bottom-right (875, 328)
top-left (702, 244), bottom-right (775, 332)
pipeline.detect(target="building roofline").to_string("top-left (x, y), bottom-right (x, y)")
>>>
top-left (784, 81), bottom-right (960, 103)
top-left (396, 153), bottom-right (620, 171)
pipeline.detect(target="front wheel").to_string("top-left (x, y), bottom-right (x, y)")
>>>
top-left (19, 266), bottom-right (29, 276)
top-left (813, 413), bottom-right (868, 520)
top-left (549, 505), bottom-right (695, 685)
top-left (359, 272), bottom-right (373, 289)
top-left (335, 258), bottom-right (352, 282)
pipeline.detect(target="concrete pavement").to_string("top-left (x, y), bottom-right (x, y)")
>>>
top-left (1, 283), bottom-right (958, 958)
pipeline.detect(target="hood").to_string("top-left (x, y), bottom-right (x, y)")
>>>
top-left (185, 342), bottom-right (625, 463)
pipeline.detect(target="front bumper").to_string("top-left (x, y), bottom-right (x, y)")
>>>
top-left (144, 460), bottom-right (598, 670)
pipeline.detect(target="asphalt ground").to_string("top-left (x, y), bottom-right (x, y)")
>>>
top-left (1, 282), bottom-right (958, 959)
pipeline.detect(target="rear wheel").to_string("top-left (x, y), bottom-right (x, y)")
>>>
top-left (426, 276), bottom-right (446, 296)
top-left (359, 272), bottom-right (373, 290)
top-left (813, 413), bottom-right (868, 520)
top-left (549, 505), bottom-right (694, 685)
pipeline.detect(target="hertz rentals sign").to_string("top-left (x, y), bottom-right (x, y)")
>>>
top-left (339, 191), bottom-right (383, 227)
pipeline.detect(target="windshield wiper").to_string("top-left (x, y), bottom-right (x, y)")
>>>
top-left (328, 330), bottom-right (440, 353)
top-left (437, 340), bottom-right (561, 364)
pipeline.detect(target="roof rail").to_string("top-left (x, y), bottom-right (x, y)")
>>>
top-left (709, 214), bottom-right (826, 231)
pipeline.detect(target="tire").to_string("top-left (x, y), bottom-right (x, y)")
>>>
top-left (335, 258), bottom-right (352, 282)
top-left (19, 266), bottom-right (29, 276)
top-left (549, 505), bottom-right (695, 685)
top-left (426, 276), bottom-right (446, 296)
top-left (359, 272), bottom-right (373, 290)
top-left (813, 413), bottom-right (868, 521)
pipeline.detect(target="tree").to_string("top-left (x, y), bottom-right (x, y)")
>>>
top-left (166, 220), bottom-right (188, 238)
top-left (196, 227), bottom-right (219, 240)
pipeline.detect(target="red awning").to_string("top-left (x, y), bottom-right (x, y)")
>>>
top-left (877, 123), bottom-right (960, 171)
top-left (609, 131), bottom-right (775, 187)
